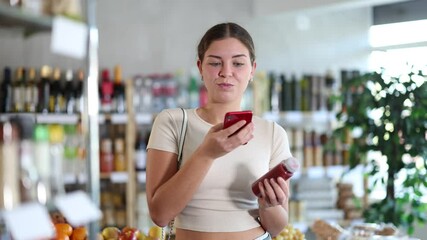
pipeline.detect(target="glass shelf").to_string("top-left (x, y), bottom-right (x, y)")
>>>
top-left (0, 113), bottom-right (153, 125)
top-left (0, 2), bottom-right (52, 34)
top-left (263, 110), bottom-right (336, 132)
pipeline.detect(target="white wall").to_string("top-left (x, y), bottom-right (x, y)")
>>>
top-left (0, 0), bottom-right (371, 80)
top-left (248, 7), bottom-right (371, 77)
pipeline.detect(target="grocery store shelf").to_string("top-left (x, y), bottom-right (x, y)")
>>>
top-left (37, 114), bottom-right (80, 124)
top-left (135, 113), bottom-right (153, 125)
top-left (64, 171), bottom-right (146, 185)
top-left (0, 2), bottom-right (52, 34)
top-left (263, 110), bottom-right (336, 132)
top-left (0, 112), bottom-right (154, 125)
top-left (0, 113), bottom-right (79, 124)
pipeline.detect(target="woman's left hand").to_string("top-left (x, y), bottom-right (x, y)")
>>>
top-left (257, 177), bottom-right (289, 209)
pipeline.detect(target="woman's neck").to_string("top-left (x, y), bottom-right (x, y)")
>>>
top-left (197, 104), bottom-right (241, 125)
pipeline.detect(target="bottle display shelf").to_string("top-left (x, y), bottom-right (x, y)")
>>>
top-left (0, 2), bottom-right (52, 34)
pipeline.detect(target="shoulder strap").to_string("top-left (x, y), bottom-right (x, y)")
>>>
top-left (177, 108), bottom-right (188, 167)
top-left (163, 108), bottom-right (188, 240)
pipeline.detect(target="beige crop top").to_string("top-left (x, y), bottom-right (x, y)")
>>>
top-left (147, 108), bottom-right (292, 232)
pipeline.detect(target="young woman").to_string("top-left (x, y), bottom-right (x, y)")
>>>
top-left (146, 22), bottom-right (293, 240)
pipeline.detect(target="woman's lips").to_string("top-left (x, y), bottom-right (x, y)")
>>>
top-left (218, 83), bottom-right (234, 90)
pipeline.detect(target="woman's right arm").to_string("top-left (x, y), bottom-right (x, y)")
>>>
top-left (146, 120), bottom-right (254, 227)
top-left (145, 148), bottom-right (214, 227)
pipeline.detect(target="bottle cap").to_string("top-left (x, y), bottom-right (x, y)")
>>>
top-left (34, 124), bottom-right (49, 141)
top-left (49, 124), bottom-right (64, 143)
top-left (63, 124), bottom-right (76, 135)
top-left (0, 121), bottom-right (19, 142)
top-left (283, 157), bottom-right (300, 173)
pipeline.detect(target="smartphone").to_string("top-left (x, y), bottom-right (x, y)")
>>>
top-left (223, 110), bottom-right (253, 130)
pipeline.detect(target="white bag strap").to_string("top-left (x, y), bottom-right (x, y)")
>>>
top-left (177, 108), bottom-right (188, 167)
top-left (163, 108), bottom-right (188, 240)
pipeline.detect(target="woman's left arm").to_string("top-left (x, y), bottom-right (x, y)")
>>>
top-left (257, 177), bottom-right (289, 237)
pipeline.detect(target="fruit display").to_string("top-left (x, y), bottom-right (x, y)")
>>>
top-left (273, 224), bottom-right (305, 240)
top-left (50, 212), bottom-right (88, 240)
top-left (100, 225), bottom-right (163, 240)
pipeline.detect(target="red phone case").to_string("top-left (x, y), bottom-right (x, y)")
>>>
top-left (223, 110), bottom-right (253, 129)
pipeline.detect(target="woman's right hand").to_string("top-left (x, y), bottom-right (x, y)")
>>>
top-left (197, 120), bottom-right (254, 159)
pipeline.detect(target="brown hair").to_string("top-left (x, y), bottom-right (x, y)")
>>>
top-left (197, 22), bottom-right (256, 64)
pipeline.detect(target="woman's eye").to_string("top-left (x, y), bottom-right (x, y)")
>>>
top-left (233, 62), bottom-right (244, 67)
top-left (208, 62), bottom-right (221, 67)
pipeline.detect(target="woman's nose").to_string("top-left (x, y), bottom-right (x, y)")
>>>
top-left (219, 64), bottom-right (232, 78)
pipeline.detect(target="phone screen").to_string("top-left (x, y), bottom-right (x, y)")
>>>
top-left (223, 110), bottom-right (253, 129)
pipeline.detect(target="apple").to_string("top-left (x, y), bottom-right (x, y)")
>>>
top-left (101, 226), bottom-right (121, 240)
top-left (120, 227), bottom-right (140, 240)
top-left (148, 226), bottom-right (162, 239)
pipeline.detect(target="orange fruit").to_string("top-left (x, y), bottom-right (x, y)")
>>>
top-left (71, 226), bottom-right (87, 240)
top-left (55, 223), bottom-right (73, 237)
top-left (56, 232), bottom-right (71, 240)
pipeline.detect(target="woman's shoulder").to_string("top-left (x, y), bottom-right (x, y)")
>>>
top-left (155, 108), bottom-right (191, 121)
top-left (253, 115), bottom-right (287, 134)
top-left (253, 115), bottom-right (277, 127)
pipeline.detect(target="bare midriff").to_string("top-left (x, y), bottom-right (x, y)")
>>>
top-left (175, 226), bottom-right (265, 240)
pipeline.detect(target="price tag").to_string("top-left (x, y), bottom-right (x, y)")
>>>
top-left (110, 172), bottom-right (128, 183)
top-left (51, 16), bottom-right (88, 59)
top-left (3, 203), bottom-right (55, 240)
top-left (54, 191), bottom-right (102, 227)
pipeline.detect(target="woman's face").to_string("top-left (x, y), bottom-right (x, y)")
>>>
top-left (198, 37), bottom-right (256, 106)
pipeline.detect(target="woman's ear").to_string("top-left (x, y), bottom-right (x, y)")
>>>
top-left (197, 59), bottom-right (203, 76)
top-left (250, 61), bottom-right (257, 79)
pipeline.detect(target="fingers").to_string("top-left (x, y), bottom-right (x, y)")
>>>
top-left (222, 120), bottom-right (248, 135)
top-left (223, 121), bottom-right (254, 144)
top-left (258, 177), bottom-right (289, 208)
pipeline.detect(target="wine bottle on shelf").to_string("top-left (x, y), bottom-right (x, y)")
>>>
top-left (188, 74), bottom-right (199, 108)
top-left (49, 124), bottom-right (66, 196)
top-left (280, 74), bottom-right (292, 111)
top-left (141, 77), bottom-right (153, 113)
top-left (100, 138), bottom-right (114, 173)
top-left (37, 65), bottom-right (51, 113)
top-left (0, 67), bottom-right (13, 113)
top-left (134, 132), bottom-right (147, 171)
top-left (340, 70), bottom-right (351, 113)
top-left (269, 72), bottom-right (281, 113)
top-left (164, 75), bottom-right (178, 109)
top-left (312, 131), bottom-right (323, 166)
top-left (324, 70), bottom-right (336, 111)
top-left (74, 69), bottom-right (84, 114)
top-left (100, 69), bottom-right (113, 113)
top-left (303, 130), bottom-right (313, 169)
top-left (299, 74), bottom-right (309, 112)
top-left (64, 69), bottom-right (76, 114)
top-left (133, 76), bottom-right (143, 113)
top-left (151, 78), bottom-right (164, 113)
top-left (49, 67), bottom-right (64, 113)
top-left (0, 120), bottom-right (21, 210)
top-left (33, 124), bottom-right (52, 205)
top-left (63, 124), bottom-right (78, 176)
top-left (316, 75), bottom-right (326, 111)
top-left (24, 67), bottom-right (38, 113)
top-left (12, 67), bottom-right (25, 113)
top-left (114, 138), bottom-right (126, 172)
top-left (290, 74), bottom-right (301, 111)
top-left (113, 65), bottom-right (126, 113)
top-left (310, 75), bottom-right (319, 111)
top-left (16, 116), bottom-right (39, 203)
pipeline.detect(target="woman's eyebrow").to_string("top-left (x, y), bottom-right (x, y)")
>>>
top-left (206, 54), bottom-right (247, 59)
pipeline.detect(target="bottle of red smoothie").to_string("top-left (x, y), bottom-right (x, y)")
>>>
top-left (252, 157), bottom-right (300, 197)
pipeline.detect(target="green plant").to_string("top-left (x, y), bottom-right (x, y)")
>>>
top-left (332, 65), bottom-right (427, 235)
